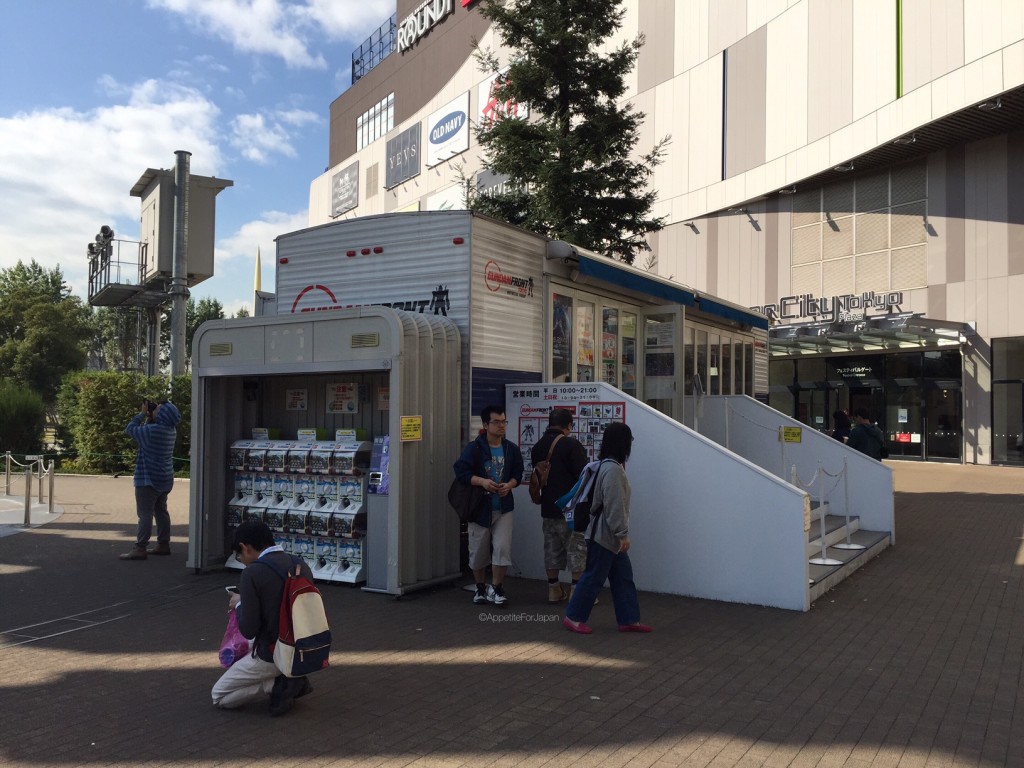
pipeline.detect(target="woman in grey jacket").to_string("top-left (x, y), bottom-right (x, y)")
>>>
top-left (563, 422), bottom-right (652, 634)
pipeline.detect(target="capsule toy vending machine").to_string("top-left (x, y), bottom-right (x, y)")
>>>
top-left (225, 440), bottom-right (256, 568)
top-left (266, 471), bottom-right (295, 551)
top-left (308, 450), bottom-right (340, 579)
top-left (328, 439), bottom-right (371, 583)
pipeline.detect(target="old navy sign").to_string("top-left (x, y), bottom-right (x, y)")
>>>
top-left (426, 92), bottom-right (470, 167)
top-left (398, 0), bottom-right (454, 52)
top-left (751, 291), bottom-right (904, 323)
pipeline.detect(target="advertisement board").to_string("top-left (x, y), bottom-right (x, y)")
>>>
top-left (426, 92), bottom-right (469, 167)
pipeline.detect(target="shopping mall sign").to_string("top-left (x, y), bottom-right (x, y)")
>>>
top-left (751, 291), bottom-right (904, 323)
top-left (398, 0), bottom-right (454, 52)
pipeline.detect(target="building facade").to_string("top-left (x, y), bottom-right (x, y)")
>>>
top-left (310, 0), bottom-right (1024, 465)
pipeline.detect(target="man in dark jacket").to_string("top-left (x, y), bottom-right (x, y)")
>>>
top-left (212, 520), bottom-right (314, 717)
top-left (531, 408), bottom-right (588, 603)
top-left (120, 399), bottom-right (181, 560)
top-left (847, 408), bottom-right (886, 460)
top-left (453, 405), bottom-right (524, 606)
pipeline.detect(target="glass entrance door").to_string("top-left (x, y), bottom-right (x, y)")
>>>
top-left (639, 306), bottom-right (683, 420)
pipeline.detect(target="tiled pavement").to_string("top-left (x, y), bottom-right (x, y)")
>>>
top-left (0, 464), bottom-right (1022, 768)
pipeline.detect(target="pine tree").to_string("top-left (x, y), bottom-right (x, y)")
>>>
top-left (469, 0), bottom-right (668, 264)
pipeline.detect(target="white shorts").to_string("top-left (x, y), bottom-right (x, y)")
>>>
top-left (467, 509), bottom-right (514, 570)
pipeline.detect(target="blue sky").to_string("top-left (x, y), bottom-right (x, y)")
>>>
top-left (0, 0), bottom-right (393, 315)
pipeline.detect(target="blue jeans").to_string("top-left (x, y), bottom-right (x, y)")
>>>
top-left (135, 485), bottom-right (170, 547)
top-left (565, 539), bottom-right (641, 626)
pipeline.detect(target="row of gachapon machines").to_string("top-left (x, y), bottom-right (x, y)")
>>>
top-left (224, 473), bottom-right (367, 583)
top-left (229, 440), bottom-right (371, 475)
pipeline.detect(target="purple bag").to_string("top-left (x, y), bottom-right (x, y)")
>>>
top-left (218, 609), bottom-right (250, 668)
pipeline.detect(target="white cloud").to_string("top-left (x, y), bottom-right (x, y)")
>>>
top-left (146, 0), bottom-right (329, 69)
top-left (0, 78), bottom-right (223, 298)
top-left (277, 108), bottom-right (319, 127)
top-left (217, 210), bottom-right (308, 263)
top-left (230, 108), bottom-right (320, 163)
top-left (299, 0), bottom-right (396, 40)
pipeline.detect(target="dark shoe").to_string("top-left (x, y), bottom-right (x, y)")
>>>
top-left (618, 622), bottom-right (653, 633)
top-left (269, 675), bottom-right (311, 716)
top-left (119, 546), bottom-right (147, 561)
top-left (269, 675), bottom-right (293, 717)
top-left (293, 677), bottom-right (313, 699)
top-left (146, 543), bottom-right (171, 556)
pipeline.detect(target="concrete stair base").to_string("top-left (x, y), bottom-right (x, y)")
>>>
top-left (808, 528), bottom-right (891, 604)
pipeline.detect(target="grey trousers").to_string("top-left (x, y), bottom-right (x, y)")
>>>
top-left (135, 485), bottom-right (170, 547)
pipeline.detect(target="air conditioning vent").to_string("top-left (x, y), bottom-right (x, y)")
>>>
top-left (351, 333), bottom-right (380, 348)
top-left (208, 342), bottom-right (233, 356)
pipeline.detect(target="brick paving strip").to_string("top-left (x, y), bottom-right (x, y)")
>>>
top-left (0, 466), bottom-right (1022, 768)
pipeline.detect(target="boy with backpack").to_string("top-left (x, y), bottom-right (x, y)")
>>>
top-left (212, 520), bottom-right (322, 717)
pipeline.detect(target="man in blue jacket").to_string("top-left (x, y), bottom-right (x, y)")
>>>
top-left (453, 405), bottom-right (523, 606)
top-left (120, 399), bottom-right (181, 560)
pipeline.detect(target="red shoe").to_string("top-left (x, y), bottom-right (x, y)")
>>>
top-left (618, 622), bottom-right (653, 633)
top-left (563, 617), bottom-right (593, 635)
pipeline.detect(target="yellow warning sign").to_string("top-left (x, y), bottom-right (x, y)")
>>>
top-left (782, 426), bottom-right (802, 443)
top-left (400, 415), bottom-right (423, 442)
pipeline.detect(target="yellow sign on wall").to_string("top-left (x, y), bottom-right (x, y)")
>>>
top-left (400, 415), bottom-right (423, 441)
top-left (782, 426), bottom-right (802, 443)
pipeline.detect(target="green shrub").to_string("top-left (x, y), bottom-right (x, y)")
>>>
top-left (0, 380), bottom-right (45, 458)
top-left (56, 371), bottom-right (191, 476)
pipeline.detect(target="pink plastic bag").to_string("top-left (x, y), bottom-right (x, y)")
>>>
top-left (218, 609), bottom-right (250, 668)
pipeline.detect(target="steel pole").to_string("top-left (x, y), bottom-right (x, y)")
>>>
top-left (169, 150), bottom-right (192, 376)
top-left (23, 467), bottom-right (32, 527)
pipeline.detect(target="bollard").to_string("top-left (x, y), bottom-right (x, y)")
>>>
top-left (833, 458), bottom-right (865, 551)
top-left (37, 460), bottom-right (44, 504)
top-left (4, 451), bottom-right (10, 495)
top-left (48, 460), bottom-right (55, 514)
top-left (809, 465), bottom-right (842, 567)
top-left (23, 466), bottom-right (32, 527)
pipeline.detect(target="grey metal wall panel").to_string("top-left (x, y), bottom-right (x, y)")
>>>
top-left (725, 26), bottom-right (768, 178)
top-left (275, 211), bottom-right (472, 320)
top-left (902, 0), bottom-right (964, 94)
top-left (638, 0), bottom-right (676, 92)
top-left (807, 0), bottom-right (853, 143)
top-left (945, 146), bottom-right (966, 284)
top-left (1010, 131), bottom-right (1024, 276)
top-left (469, 217), bottom-right (545, 376)
top-left (708, 0), bottom-right (747, 56)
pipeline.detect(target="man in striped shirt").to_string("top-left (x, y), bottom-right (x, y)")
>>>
top-left (120, 399), bottom-right (182, 560)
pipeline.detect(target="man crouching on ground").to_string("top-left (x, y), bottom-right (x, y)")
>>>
top-left (212, 520), bottom-right (314, 717)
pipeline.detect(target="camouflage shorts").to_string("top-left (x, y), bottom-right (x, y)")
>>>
top-left (542, 517), bottom-right (587, 573)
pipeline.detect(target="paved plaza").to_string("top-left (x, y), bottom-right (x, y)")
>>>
top-left (1, 464), bottom-right (1022, 767)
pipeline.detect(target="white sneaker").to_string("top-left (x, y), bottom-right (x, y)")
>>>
top-left (489, 584), bottom-right (508, 606)
top-left (472, 586), bottom-right (487, 604)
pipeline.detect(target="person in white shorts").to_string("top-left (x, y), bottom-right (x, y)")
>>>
top-left (453, 405), bottom-right (524, 606)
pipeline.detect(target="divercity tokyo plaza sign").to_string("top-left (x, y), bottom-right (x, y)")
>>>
top-left (751, 290), bottom-right (904, 323)
top-left (398, 0), bottom-right (454, 52)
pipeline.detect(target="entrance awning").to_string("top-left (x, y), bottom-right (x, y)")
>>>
top-left (563, 244), bottom-right (771, 331)
top-left (769, 313), bottom-right (971, 357)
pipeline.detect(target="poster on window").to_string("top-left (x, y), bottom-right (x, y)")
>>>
top-left (326, 383), bottom-right (359, 414)
top-left (576, 306), bottom-right (594, 367)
